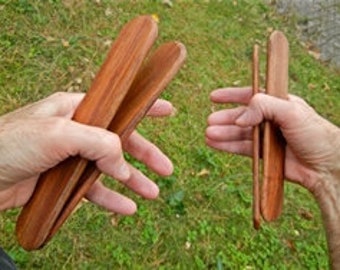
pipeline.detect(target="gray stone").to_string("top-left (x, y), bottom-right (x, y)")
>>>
top-left (272, 0), bottom-right (340, 68)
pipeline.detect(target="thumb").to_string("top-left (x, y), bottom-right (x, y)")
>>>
top-left (235, 93), bottom-right (293, 128)
top-left (13, 92), bottom-right (85, 119)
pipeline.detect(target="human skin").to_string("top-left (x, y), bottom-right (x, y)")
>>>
top-left (205, 87), bottom-right (340, 269)
top-left (0, 92), bottom-right (174, 215)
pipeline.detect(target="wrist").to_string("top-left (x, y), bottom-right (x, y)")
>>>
top-left (313, 126), bottom-right (340, 210)
top-left (313, 169), bottom-right (340, 269)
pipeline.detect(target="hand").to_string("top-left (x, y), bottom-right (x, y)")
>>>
top-left (205, 87), bottom-right (340, 268)
top-left (0, 92), bottom-right (174, 215)
top-left (205, 87), bottom-right (340, 197)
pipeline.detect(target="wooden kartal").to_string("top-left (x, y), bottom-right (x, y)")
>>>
top-left (252, 31), bottom-right (289, 229)
top-left (16, 15), bottom-right (187, 251)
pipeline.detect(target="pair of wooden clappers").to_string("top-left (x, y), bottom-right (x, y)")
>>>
top-left (16, 15), bottom-right (187, 251)
top-left (252, 31), bottom-right (289, 229)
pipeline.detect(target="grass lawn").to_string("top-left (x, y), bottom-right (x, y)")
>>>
top-left (1, 0), bottom-right (339, 269)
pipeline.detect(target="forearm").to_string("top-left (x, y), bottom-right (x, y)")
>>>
top-left (0, 188), bottom-right (15, 211)
top-left (314, 168), bottom-right (340, 269)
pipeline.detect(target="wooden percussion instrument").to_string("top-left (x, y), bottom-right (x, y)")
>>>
top-left (16, 15), bottom-right (187, 250)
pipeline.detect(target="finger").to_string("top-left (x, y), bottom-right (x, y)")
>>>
top-left (87, 164), bottom-right (159, 213)
top-left (235, 93), bottom-right (312, 129)
top-left (41, 92), bottom-right (85, 118)
top-left (205, 138), bottom-right (252, 157)
top-left (86, 164), bottom-right (160, 214)
top-left (121, 165), bottom-right (159, 199)
top-left (146, 99), bottom-right (174, 117)
top-left (86, 180), bottom-right (137, 215)
top-left (210, 87), bottom-right (253, 104)
top-left (46, 118), bottom-right (131, 181)
top-left (207, 106), bottom-right (246, 125)
top-left (123, 131), bottom-right (173, 176)
top-left (205, 125), bottom-right (252, 142)
top-left (14, 92), bottom-right (85, 119)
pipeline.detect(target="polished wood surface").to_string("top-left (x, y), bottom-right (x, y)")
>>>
top-left (261, 31), bottom-right (289, 222)
top-left (252, 44), bottom-right (261, 230)
top-left (16, 15), bottom-right (159, 250)
top-left (46, 42), bottom-right (187, 242)
top-left (251, 31), bottom-right (289, 227)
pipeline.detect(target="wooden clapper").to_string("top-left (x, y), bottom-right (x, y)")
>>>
top-left (16, 15), bottom-right (187, 251)
top-left (252, 31), bottom-right (289, 229)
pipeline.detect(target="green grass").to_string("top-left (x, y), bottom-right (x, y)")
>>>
top-left (1, 0), bottom-right (339, 269)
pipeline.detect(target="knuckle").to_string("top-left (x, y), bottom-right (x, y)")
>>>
top-left (251, 94), bottom-right (265, 113)
top-left (289, 102), bottom-right (304, 120)
top-left (251, 93), bottom-right (264, 104)
top-left (98, 132), bottom-right (122, 158)
top-left (49, 91), bottom-right (67, 100)
top-left (44, 117), bottom-right (69, 140)
top-left (101, 132), bottom-right (121, 148)
top-left (141, 144), bottom-right (157, 161)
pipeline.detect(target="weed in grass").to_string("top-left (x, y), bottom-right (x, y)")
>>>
top-left (166, 190), bottom-right (186, 215)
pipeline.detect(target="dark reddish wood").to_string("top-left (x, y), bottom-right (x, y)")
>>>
top-left (252, 44), bottom-right (261, 230)
top-left (261, 31), bottom-right (289, 221)
top-left (16, 15), bottom-right (158, 251)
top-left (46, 42), bottom-right (187, 241)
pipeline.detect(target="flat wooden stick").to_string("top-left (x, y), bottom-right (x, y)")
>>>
top-left (252, 44), bottom-right (261, 230)
top-left (46, 42), bottom-right (187, 242)
top-left (16, 15), bottom-right (158, 251)
top-left (261, 31), bottom-right (289, 221)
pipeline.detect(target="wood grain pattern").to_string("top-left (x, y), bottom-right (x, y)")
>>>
top-left (16, 15), bottom-right (158, 251)
top-left (261, 31), bottom-right (289, 221)
top-left (252, 44), bottom-right (261, 230)
top-left (46, 42), bottom-right (187, 242)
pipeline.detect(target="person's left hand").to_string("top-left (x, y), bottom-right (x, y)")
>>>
top-left (0, 92), bottom-right (174, 215)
